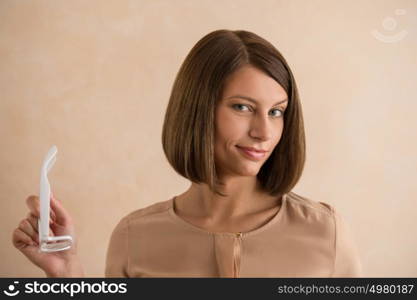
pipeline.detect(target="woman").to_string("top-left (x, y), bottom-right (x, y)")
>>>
top-left (12, 29), bottom-right (362, 277)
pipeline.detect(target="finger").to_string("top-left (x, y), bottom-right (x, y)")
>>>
top-left (49, 196), bottom-right (57, 221)
top-left (12, 228), bottom-right (37, 250)
top-left (26, 213), bottom-right (55, 241)
top-left (26, 212), bottom-right (54, 232)
top-left (50, 194), bottom-right (71, 225)
top-left (26, 195), bottom-right (57, 221)
top-left (18, 218), bottom-right (38, 242)
top-left (50, 192), bottom-right (57, 220)
top-left (26, 195), bottom-right (40, 217)
top-left (25, 213), bottom-right (39, 232)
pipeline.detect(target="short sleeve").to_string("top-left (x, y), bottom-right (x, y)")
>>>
top-left (331, 208), bottom-right (363, 277)
top-left (105, 216), bottom-right (129, 277)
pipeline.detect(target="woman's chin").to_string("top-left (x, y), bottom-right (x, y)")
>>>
top-left (235, 163), bottom-right (262, 176)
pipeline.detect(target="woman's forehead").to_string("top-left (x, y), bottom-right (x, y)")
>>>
top-left (221, 66), bottom-right (288, 101)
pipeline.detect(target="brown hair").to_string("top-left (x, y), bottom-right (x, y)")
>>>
top-left (161, 29), bottom-right (306, 197)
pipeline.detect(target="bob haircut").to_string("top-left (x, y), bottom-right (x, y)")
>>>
top-left (162, 29), bottom-right (305, 197)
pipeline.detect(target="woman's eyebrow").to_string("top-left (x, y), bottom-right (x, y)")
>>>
top-left (225, 95), bottom-right (288, 106)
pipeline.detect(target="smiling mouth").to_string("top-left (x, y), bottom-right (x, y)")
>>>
top-left (236, 146), bottom-right (267, 161)
top-left (236, 145), bottom-right (268, 153)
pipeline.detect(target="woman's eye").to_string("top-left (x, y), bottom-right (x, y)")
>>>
top-left (232, 104), bottom-right (284, 118)
top-left (232, 104), bottom-right (250, 112)
top-left (270, 109), bottom-right (283, 117)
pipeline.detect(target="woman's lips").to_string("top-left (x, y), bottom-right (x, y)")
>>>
top-left (236, 146), bottom-right (267, 161)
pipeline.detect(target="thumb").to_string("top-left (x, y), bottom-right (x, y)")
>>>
top-left (50, 194), bottom-right (71, 226)
top-left (51, 192), bottom-right (58, 201)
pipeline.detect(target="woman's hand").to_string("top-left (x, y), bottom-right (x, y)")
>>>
top-left (12, 193), bottom-right (84, 277)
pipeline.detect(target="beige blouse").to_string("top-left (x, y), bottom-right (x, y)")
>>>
top-left (105, 191), bottom-right (363, 277)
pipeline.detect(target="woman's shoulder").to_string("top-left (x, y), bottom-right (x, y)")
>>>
top-left (285, 192), bottom-right (362, 277)
top-left (116, 198), bottom-right (174, 226)
top-left (127, 198), bottom-right (172, 218)
top-left (285, 191), bottom-right (336, 220)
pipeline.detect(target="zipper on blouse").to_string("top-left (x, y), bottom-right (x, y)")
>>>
top-left (233, 232), bottom-right (243, 278)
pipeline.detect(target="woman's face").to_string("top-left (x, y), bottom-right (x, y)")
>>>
top-left (214, 65), bottom-right (288, 178)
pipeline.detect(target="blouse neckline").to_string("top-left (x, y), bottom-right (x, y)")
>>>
top-left (167, 192), bottom-right (287, 237)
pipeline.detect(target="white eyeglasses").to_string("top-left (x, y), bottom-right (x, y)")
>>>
top-left (38, 145), bottom-right (73, 252)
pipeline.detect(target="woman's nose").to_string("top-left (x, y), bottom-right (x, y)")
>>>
top-left (248, 114), bottom-right (273, 141)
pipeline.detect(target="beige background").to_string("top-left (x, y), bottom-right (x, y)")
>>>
top-left (1, 0), bottom-right (416, 277)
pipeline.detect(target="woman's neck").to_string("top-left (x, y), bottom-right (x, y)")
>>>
top-left (179, 177), bottom-right (276, 221)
